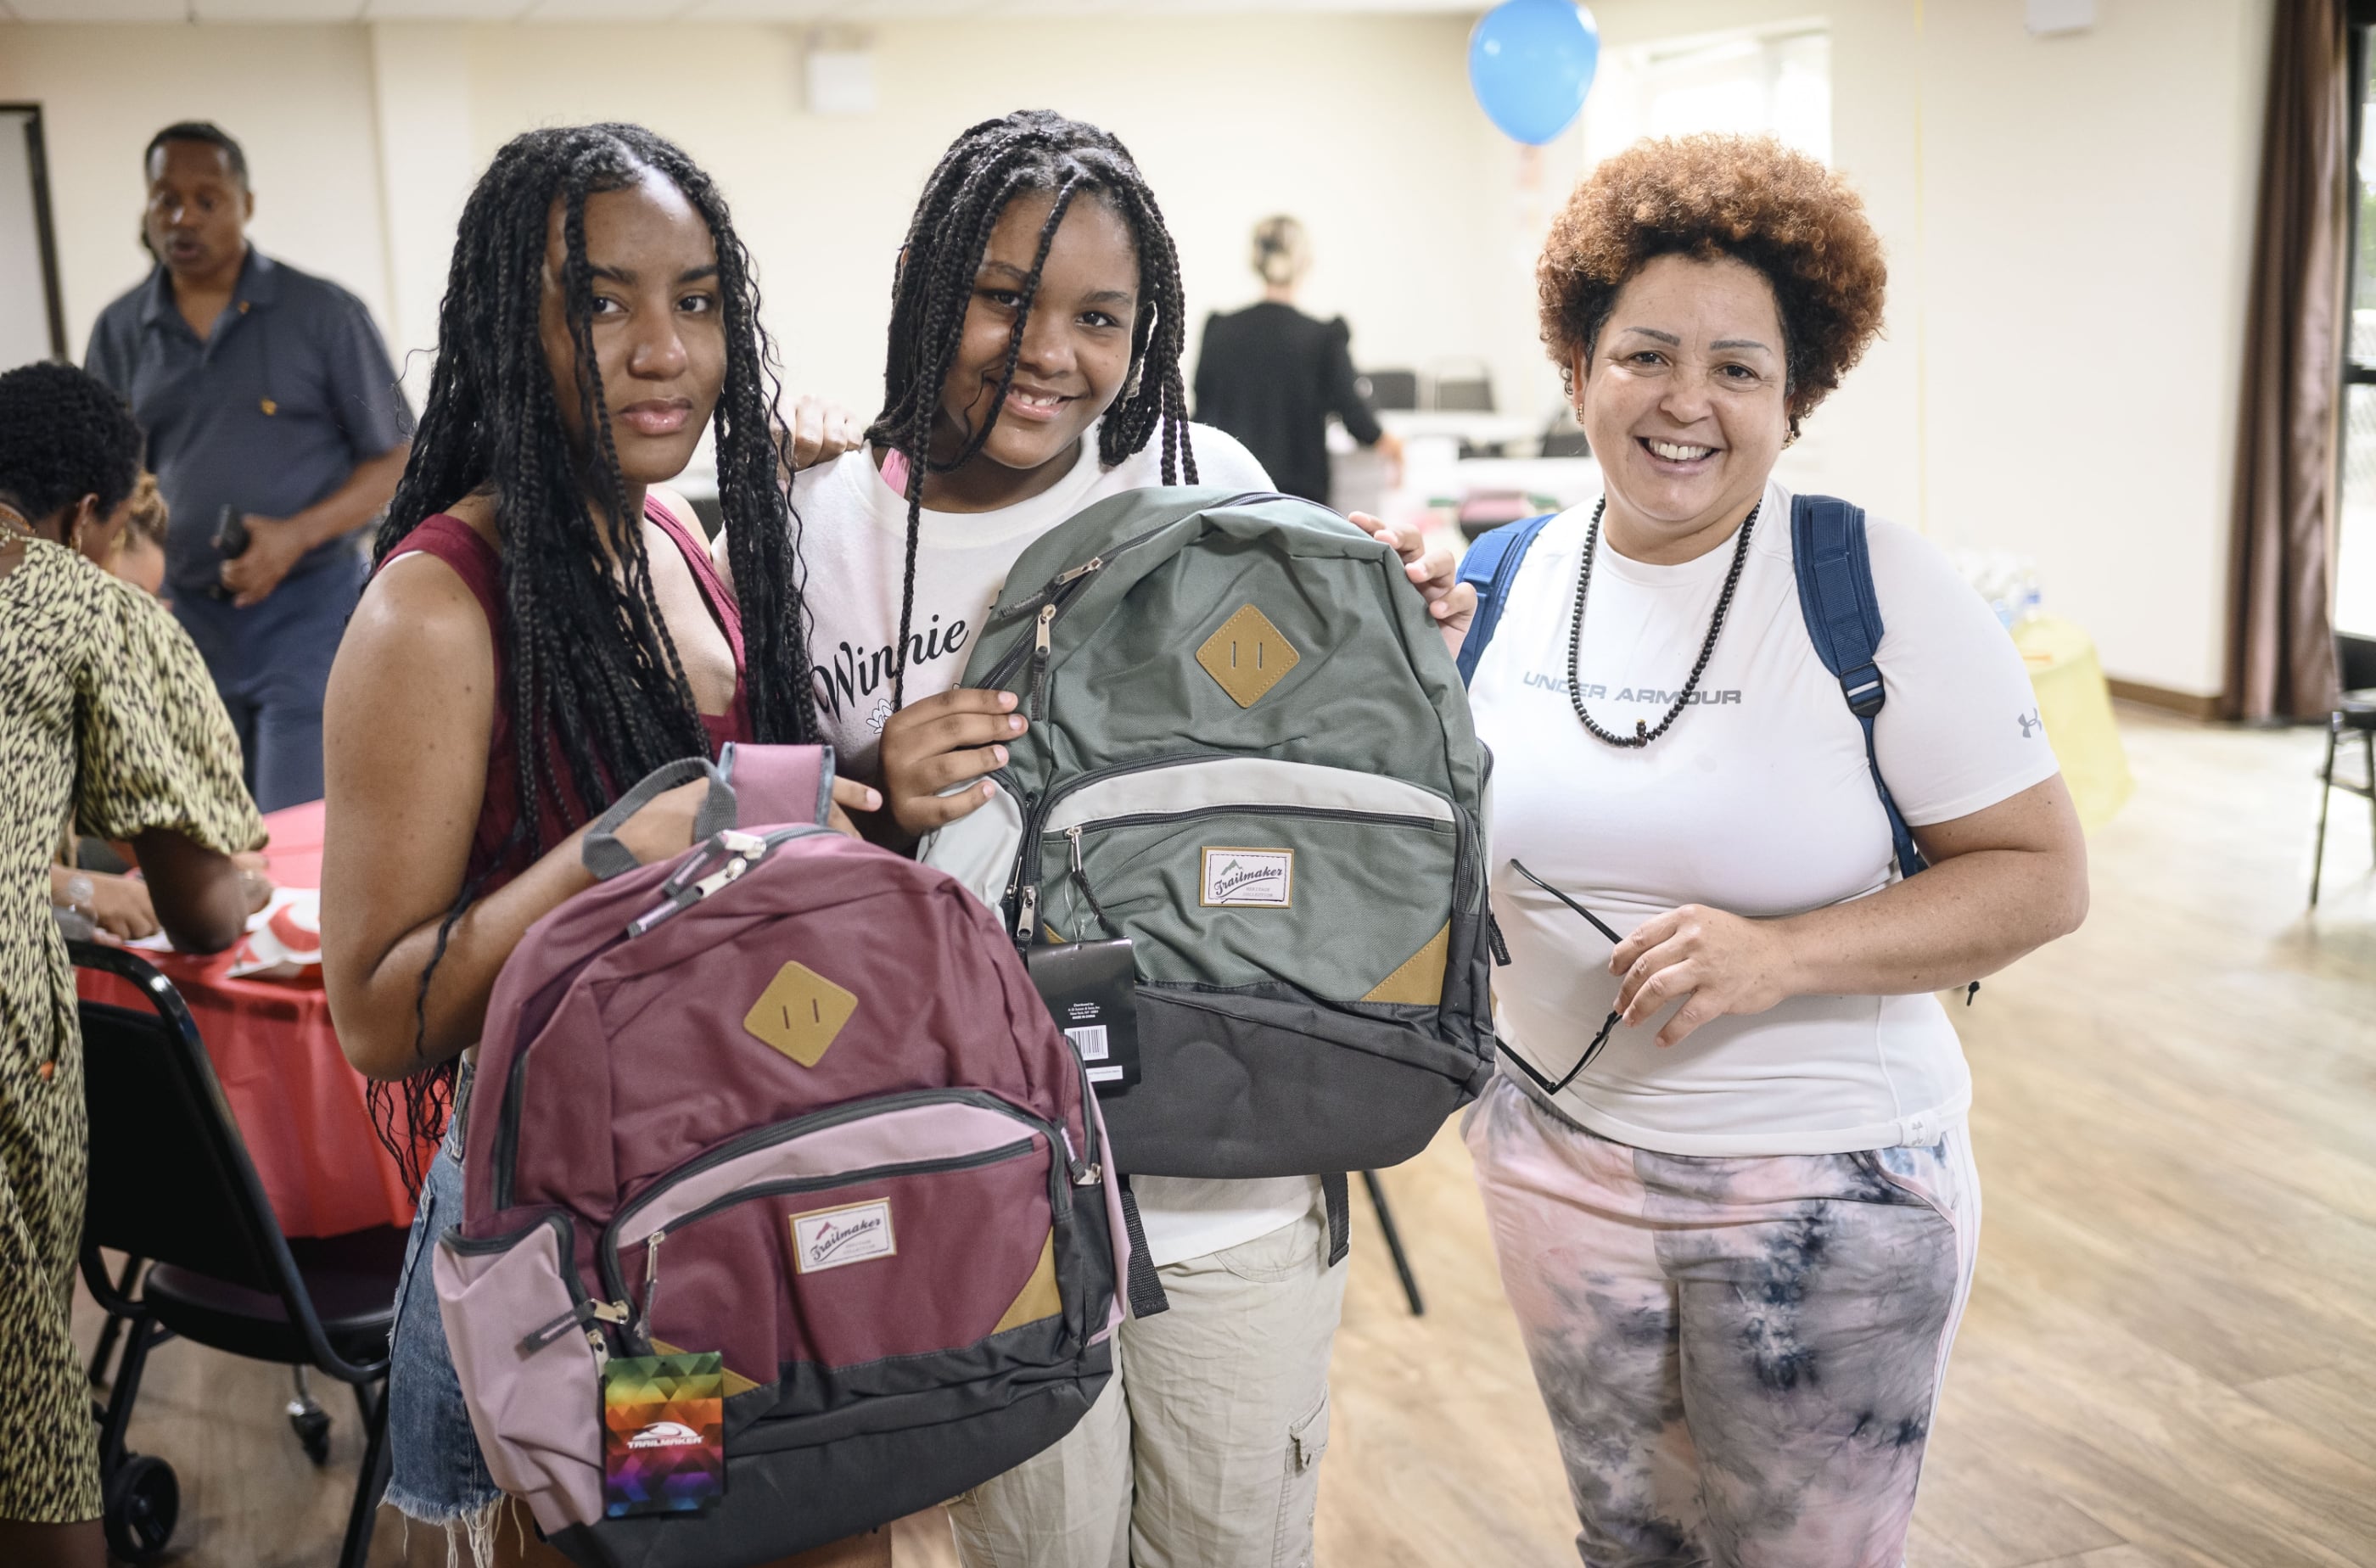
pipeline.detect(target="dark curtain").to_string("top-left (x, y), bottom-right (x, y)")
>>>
top-left (2227, 0), bottom-right (2349, 721)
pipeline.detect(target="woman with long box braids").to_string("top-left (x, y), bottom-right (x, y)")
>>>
top-left (713, 109), bottom-right (1467, 1568)
top-left (318, 125), bottom-right (879, 1568)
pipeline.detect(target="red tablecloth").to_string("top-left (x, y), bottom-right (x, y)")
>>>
top-left (76, 800), bottom-right (420, 1237)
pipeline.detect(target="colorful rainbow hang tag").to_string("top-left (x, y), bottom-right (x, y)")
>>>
top-left (601, 1352), bottom-right (725, 1517)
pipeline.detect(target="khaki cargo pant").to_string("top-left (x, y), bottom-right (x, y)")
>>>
top-left (948, 1201), bottom-right (1348, 1568)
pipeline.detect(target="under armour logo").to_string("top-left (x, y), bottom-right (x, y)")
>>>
top-left (2017, 710), bottom-right (2042, 739)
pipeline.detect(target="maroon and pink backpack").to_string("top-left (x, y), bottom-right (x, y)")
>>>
top-left (431, 744), bottom-right (1125, 1565)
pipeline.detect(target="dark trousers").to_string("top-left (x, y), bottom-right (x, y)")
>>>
top-left (174, 547), bottom-right (366, 812)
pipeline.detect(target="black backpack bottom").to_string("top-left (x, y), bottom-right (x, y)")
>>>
top-left (551, 1343), bottom-right (1111, 1568)
top-left (1102, 984), bottom-right (1494, 1179)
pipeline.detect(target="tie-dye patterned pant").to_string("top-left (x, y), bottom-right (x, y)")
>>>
top-left (1463, 1077), bottom-right (1980, 1568)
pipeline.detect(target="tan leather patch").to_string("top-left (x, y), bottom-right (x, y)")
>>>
top-left (743, 960), bottom-right (858, 1067)
top-left (991, 1231), bottom-right (1062, 1335)
top-left (649, 1339), bottom-right (759, 1397)
top-left (1361, 923), bottom-right (1451, 1005)
top-left (1196, 603), bottom-right (1300, 708)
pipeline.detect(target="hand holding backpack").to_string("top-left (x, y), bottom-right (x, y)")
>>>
top-left (921, 488), bottom-right (1496, 1268)
top-left (432, 742), bottom-right (1126, 1567)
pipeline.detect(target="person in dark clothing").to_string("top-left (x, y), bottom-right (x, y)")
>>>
top-left (86, 121), bottom-right (413, 811)
top-left (1192, 215), bottom-right (1403, 506)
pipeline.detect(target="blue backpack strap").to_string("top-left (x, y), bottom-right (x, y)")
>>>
top-left (1454, 513), bottom-right (1556, 686)
top-left (1790, 495), bottom-right (1929, 880)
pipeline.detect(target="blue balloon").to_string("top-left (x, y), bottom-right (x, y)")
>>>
top-left (1469, 0), bottom-right (1600, 146)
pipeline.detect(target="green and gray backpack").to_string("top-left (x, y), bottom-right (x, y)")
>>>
top-left (922, 487), bottom-right (1495, 1234)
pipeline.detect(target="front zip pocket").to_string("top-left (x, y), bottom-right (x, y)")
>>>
top-left (975, 493), bottom-right (1288, 697)
top-left (1025, 756), bottom-right (1463, 1006)
top-left (597, 1093), bottom-right (1082, 1394)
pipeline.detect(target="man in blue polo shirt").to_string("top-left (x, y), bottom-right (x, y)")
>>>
top-left (86, 121), bottom-right (412, 811)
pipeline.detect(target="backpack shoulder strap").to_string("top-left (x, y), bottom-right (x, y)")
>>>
top-left (1454, 512), bottom-right (1557, 686)
top-left (1789, 495), bottom-right (1928, 880)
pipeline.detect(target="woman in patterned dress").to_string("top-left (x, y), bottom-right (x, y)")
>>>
top-left (0, 361), bottom-right (263, 1568)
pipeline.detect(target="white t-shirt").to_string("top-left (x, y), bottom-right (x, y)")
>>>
top-left (777, 424), bottom-right (1267, 784)
top-left (1468, 478), bottom-right (2060, 1156)
top-left (726, 422), bottom-right (1317, 1265)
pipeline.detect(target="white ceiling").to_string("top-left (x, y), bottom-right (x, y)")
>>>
top-left (1, 0), bottom-right (1481, 20)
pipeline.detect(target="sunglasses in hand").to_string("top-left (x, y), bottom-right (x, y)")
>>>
top-left (1497, 860), bottom-right (1626, 1097)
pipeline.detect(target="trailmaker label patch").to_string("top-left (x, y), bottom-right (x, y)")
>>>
top-left (790, 1199), bottom-right (896, 1274)
top-left (1201, 847), bottom-right (1294, 908)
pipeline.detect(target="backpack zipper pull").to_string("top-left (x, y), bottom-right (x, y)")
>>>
top-left (1054, 555), bottom-right (1104, 585)
top-left (633, 1229), bottom-right (666, 1350)
top-left (1066, 825), bottom-right (1119, 938)
top-left (627, 834), bottom-right (770, 937)
top-left (1058, 1125), bottom-right (1101, 1187)
top-left (520, 1296), bottom-right (628, 1354)
top-left (1028, 603), bottom-right (1057, 720)
top-left (1015, 882), bottom-right (1039, 944)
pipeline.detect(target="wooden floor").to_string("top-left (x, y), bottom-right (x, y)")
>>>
top-left (75, 708), bottom-right (2376, 1566)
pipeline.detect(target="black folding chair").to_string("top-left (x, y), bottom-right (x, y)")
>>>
top-left (73, 942), bottom-right (406, 1567)
top-left (1354, 367), bottom-right (1420, 412)
top-left (2311, 632), bottom-right (2376, 905)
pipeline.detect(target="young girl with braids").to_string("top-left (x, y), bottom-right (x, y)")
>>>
top-left (717, 109), bottom-right (1469, 1568)
top-left (318, 125), bottom-right (881, 1568)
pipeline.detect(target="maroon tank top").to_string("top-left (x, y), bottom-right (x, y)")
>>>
top-left (379, 496), bottom-right (752, 892)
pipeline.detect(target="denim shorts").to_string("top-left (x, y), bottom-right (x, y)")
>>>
top-left (382, 1084), bottom-right (506, 1527)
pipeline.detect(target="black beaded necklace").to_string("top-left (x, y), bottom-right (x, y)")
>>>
top-left (1566, 496), bottom-right (1759, 748)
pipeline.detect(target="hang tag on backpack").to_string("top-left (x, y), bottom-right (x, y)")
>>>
top-left (602, 1352), bottom-right (725, 1517)
top-left (1027, 938), bottom-right (1141, 1092)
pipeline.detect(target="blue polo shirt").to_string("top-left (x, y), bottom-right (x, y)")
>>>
top-left (84, 248), bottom-right (412, 600)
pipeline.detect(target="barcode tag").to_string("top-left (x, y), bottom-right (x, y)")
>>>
top-left (1026, 938), bottom-right (1141, 1093)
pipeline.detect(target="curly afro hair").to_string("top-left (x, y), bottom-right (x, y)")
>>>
top-left (0, 361), bottom-right (145, 525)
top-left (1538, 134), bottom-right (1887, 437)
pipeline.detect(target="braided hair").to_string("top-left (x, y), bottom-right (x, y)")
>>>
top-left (367, 124), bottom-right (819, 1188)
top-left (868, 109), bottom-right (1197, 709)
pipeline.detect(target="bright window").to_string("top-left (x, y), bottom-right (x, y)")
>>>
top-left (2340, 25), bottom-right (2376, 636)
top-left (1583, 25), bottom-right (1832, 167)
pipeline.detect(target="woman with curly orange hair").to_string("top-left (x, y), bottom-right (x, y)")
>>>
top-left (1455, 136), bottom-right (2088, 1565)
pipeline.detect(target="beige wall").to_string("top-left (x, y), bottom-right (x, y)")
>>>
top-left (1579, 0), bottom-right (2272, 699)
top-left (1916, 0), bottom-right (2270, 701)
top-left (0, 24), bottom-right (394, 362)
top-left (437, 15), bottom-right (1510, 434)
top-left (1, 2), bottom-right (2276, 697)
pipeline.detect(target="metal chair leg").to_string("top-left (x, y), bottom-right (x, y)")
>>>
top-left (87, 1254), bottom-right (144, 1386)
top-left (2363, 729), bottom-right (2374, 869)
top-left (338, 1378), bottom-right (389, 1568)
top-left (1361, 1170), bottom-right (1425, 1316)
top-left (97, 1317), bottom-right (168, 1476)
top-left (2313, 721), bottom-right (2339, 906)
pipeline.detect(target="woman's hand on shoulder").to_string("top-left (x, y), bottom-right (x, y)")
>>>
top-left (778, 395), bottom-right (866, 473)
top-left (1347, 512), bottom-right (1474, 657)
top-left (1610, 904), bottom-right (1802, 1049)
